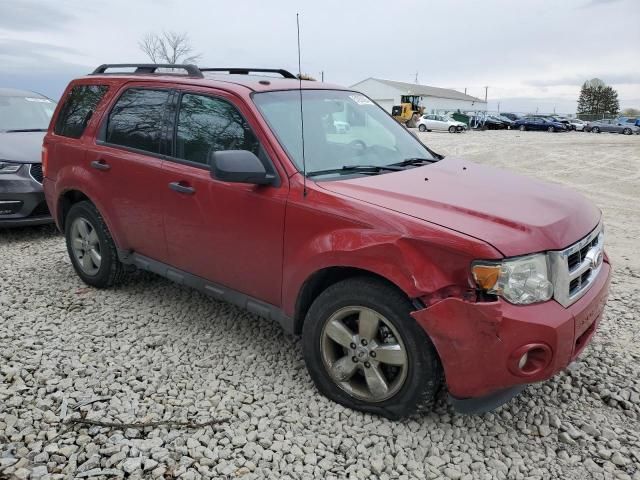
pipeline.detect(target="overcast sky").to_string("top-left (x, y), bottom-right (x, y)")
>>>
top-left (1, 0), bottom-right (639, 114)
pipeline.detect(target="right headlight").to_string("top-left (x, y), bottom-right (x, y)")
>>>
top-left (0, 161), bottom-right (21, 174)
top-left (472, 253), bottom-right (553, 305)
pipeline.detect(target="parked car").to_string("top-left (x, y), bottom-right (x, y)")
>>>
top-left (417, 114), bottom-right (466, 133)
top-left (569, 118), bottom-right (586, 131)
top-left (585, 118), bottom-right (639, 134)
top-left (550, 116), bottom-right (574, 130)
top-left (616, 117), bottom-right (640, 128)
top-left (491, 115), bottom-right (515, 129)
top-left (468, 114), bottom-right (508, 130)
top-left (44, 64), bottom-right (611, 418)
top-left (0, 88), bottom-right (55, 227)
top-left (498, 112), bottom-right (521, 122)
top-left (514, 116), bottom-right (567, 132)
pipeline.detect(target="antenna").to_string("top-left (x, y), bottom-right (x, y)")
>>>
top-left (296, 13), bottom-right (307, 197)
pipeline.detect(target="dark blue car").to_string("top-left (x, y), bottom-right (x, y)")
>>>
top-left (514, 116), bottom-right (567, 132)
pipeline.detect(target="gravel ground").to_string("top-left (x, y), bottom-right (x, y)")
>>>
top-left (1, 130), bottom-right (639, 480)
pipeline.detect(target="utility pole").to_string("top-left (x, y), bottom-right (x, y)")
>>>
top-left (414, 72), bottom-right (419, 84)
top-left (321, 71), bottom-right (324, 82)
top-left (484, 86), bottom-right (488, 104)
top-left (464, 87), bottom-right (467, 95)
top-left (497, 101), bottom-right (500, 112)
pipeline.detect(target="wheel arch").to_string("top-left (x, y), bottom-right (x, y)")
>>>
top-left (57, 189), bottom-right (124, 249)
top-left (292, 266), bottom-right (421, 335)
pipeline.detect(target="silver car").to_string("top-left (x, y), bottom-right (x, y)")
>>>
top-left (585, 118), bottom-right (639, 135)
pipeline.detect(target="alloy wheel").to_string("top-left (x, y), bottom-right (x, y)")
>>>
top-left (70, 217), bottom-right (102, 275)
top-left (320, 306), bottom-right (408, 402)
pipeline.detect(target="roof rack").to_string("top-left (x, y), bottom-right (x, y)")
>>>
top-left (199, 68), bottom-right (297, 79)
top-left (91, 64), bottom-right (204, 78)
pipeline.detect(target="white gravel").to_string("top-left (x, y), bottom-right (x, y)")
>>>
top-left (1, 131), bottom-right (639, 480)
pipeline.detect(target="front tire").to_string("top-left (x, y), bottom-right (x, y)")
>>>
top-left (623, 128), bottom-right (632, 135)
top-left (302, 277), bottom-right (442, 419)
top-left (548, 126), bottom-right (555, 132)
top-left (448, 126), bottom-right (456, 133)
top-left (519, 125), bottom-right (526, 131)
top-left (65, 201), bottom-right (125, 288)
top-left (592, 127), bottom-right (600, 133)
top-left (418, 124), bottom-right (427, 132)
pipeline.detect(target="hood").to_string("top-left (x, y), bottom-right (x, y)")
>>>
top-left (319, 157), bottom-right (600, 257)
top-left (0, 131), bottom-right (46, 164)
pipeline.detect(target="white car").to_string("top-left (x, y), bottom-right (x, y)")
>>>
top-left (568, 119), bottom-right (586, 131)
top-left (417, 114), bottom-right (466, 133)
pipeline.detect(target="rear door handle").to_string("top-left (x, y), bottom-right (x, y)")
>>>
top-left (91, 160), bottom-right (111, 171)
top-left (169, 181), bottom-right (195, 195)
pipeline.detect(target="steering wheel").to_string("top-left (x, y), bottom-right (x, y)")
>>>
top-left (348, 140), bottom-right (367, 154)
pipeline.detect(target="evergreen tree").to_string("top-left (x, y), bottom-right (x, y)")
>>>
top-left (577, 79), bottom-right (619, 115)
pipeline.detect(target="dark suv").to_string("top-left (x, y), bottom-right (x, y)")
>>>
top-left (0, 88), bottom-right (55, 226)
top-left (44, 64), bottom-right (610, 419)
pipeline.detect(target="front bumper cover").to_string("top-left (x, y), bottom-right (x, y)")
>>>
top-left (412, 262), bottom-right (611, 406)
top-left (0, 165), bottom-right (51, 227)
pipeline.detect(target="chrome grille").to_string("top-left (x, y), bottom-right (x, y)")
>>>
top-left (549, 224), bottom-right (604, 308)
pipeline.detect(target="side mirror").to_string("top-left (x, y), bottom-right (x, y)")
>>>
top-left (209, 150), bottom-right (275, 185)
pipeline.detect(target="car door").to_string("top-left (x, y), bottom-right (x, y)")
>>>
top-left (85, 85), bottom-right (172, 261)
top-left (424, 115), bottom-right (438, 130)
top-left (161, 88), bottom-right (288, 306)
top-left (434, 115), bottom-right (448, 131)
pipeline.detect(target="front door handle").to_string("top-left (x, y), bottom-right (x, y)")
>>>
top-left (91, 160), bottom-right (111, 171)
top-left (169, 181), bottom-right (195, 195)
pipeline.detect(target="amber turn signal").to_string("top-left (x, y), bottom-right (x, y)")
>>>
top-left (472, 264), bottom-right (501, 290)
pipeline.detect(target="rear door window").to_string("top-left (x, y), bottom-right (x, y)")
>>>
top-left (105, 88), bottom-right (170, 154)
top-left (54, 84), bottom-right (109, 138)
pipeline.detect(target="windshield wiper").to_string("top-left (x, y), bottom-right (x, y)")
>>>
top-left (390, 157), bottom-right (437, 167)
top-left (307, 164), bottom-right (403, 177)
top-left (5, 128), bottom-right (48, 133)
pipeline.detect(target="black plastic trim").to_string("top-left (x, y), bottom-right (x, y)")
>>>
top-left (92, 64), bottom-right (203, 78)
top-left (449, 385), bottom-right (526, 414)
top-left (200, 68), bottom-right (296, 79)
top-left (118, 251), bottom-right (294, 333)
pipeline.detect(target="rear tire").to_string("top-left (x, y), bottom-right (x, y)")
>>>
top-left (548, 126), bottom-right (555, 132)
top-left (519, 125), bottom-right (526, 131)
top-left (65, 201), bottom-right (125, 288)
top-left (418, 124), bottom-right (427, 132)
top-left (592, 127), bottom-right (600, 133)
top-left (302, 277), bottom-right (442, 419)
top-left (448, 126), bottom-right (456, 133)
top-left (623, 128), bottom-right (632, 135)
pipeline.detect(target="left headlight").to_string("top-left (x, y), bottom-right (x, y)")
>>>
top-left (472, 253), bottom-right (553, 305)
top-left (0, 161), bottom-right (22, 174)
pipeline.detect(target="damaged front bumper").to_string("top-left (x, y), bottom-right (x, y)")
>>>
top-left (411, 261), bottom-right (611, 412)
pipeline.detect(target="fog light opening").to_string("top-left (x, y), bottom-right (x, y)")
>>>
top-left (509, 343), bottom-right (552, 376)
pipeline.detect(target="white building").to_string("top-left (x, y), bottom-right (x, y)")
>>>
top-left (350, 77), bottom-right (487, 114)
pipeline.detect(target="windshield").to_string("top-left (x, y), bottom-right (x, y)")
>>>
top-left (253, 90), bottom-right (436, 177)
top-left (0, 95), bottom-right (56, 132)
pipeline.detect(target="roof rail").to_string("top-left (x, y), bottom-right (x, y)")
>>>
top-left (199, 68), bottom-right (297, 79)
top-left (91, 64), bottom-right (204, 78)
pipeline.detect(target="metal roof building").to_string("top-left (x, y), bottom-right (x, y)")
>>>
top-left (350, 77), bottom-right (487, 114)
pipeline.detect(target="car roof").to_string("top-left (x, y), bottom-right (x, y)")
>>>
top-left (76, 71), bottom-right (347, 94)
top-left (0, 87), bottom-right (48, 98)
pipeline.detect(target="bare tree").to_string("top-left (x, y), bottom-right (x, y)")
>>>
top-left (139, 31), bottom-right (202, 64)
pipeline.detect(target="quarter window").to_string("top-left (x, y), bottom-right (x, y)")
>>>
top-left (106, 89), bottom-right (170, 154)
top-left (175, 93), bottom-right (259, 165)
top-left (54, 84), bottom-right (108, 138)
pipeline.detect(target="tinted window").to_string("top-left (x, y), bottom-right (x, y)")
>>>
top-left (54, 85), bottom-right (108, 138)
top-left (175, 93), bottom-right (259, 165)
top-left (106, 89), bottom-right (170, 154)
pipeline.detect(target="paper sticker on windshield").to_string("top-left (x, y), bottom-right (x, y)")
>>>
top-left (25, 97), bottom-right (51, 103)
top-left (349, 94), bottom-right (373, 106)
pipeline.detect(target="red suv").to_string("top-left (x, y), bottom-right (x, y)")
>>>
top-left (43, 64), bottom-right (611, 418)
